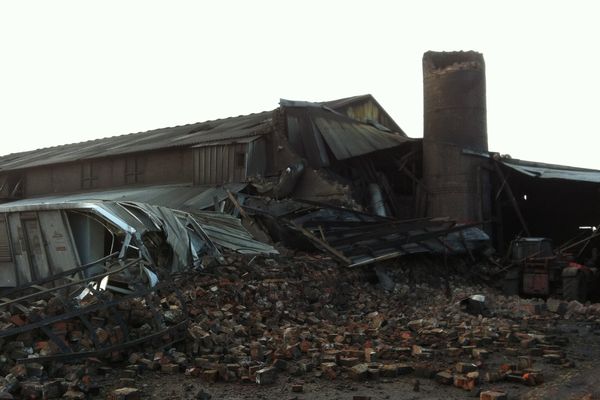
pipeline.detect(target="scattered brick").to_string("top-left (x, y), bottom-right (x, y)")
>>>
top-left (480, 390), bottom-right (508, 400)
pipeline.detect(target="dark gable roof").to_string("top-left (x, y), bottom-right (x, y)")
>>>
top-left (0, 111), bottom-right (273, 172)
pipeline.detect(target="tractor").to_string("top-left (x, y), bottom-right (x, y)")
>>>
top-left (502, 237), bottom-right (598, 302)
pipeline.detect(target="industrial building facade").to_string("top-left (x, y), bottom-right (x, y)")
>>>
top-left (0, 95), bottom-right (413, 205)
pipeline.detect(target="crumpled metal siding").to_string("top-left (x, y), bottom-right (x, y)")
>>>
top-left (123, 202), bottom-right (215, 272)
top-left (191, 211), bottom-right (279, 255)
top-left (0, 198), bottom-right (278, 270)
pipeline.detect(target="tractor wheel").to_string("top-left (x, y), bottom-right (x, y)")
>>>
top-left (563, 271), bottom-right (588, 302)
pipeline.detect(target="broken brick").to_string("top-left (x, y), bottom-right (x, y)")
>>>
top-left (320, 362), bottom-right (337, 380)
top-left (480, 391), bottom-right (508, 400)
top-left (455, 362), bottom-right (478, 373)
top-left (349, 364), bottom-right (368, 381)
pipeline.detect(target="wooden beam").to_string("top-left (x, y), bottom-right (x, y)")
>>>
top-left (290, 222), bottom-right (352, 265)
top-left (227, 191), bottom-right (252, 224)
top-left (492, 160), bottom-right (530, 236)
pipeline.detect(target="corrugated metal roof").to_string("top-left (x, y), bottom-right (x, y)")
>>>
top-left (501, 158), bottom-right (600, 183)
top-left (314, 116), bottom-right (412, 160)
top-left (191, 135), bottom-right (262, 148)
top-left (0, 183), bottom-right (247, 211)
top-left (0, 111), bottom-right (272, 172)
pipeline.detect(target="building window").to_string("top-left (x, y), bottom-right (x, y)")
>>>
top-left (234, 152), bottom-right (246, 169)
top-left (81, 162), bottom-right (98, 189)
top-left (0, 174), bottom-right (23, 199)
top-left (125, 156), bottom-right (145, 184)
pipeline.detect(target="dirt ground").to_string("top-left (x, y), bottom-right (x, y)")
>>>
top-left (97, 320), bottom-right (600, 400)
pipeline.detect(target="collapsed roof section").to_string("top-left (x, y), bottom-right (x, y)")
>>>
top-left (0, 197), bottom-right (277, 361)
top-left (241, 197), bottom-right (490, 267)
top-left (0, 199), bottom-right (277, 290)
top-left (280, 98), bottom-right (412, 168)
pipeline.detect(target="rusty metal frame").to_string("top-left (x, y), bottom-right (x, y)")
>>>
top-left (0, 280), bottom-right (188, 361)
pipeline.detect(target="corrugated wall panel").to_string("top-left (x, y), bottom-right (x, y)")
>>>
top-left (0, 213), bottom-right (16, 288)
top-left (221, 145), bottom-right (228, 183)
top-left (209, 147), bottom-right (216, 184)
top-left (8, 213), bottom-right (32, 284)
top-left (247, 138), bottom-right (267, 178)
top-left (194, 142), bottom-right (254, 185)
top-left (203, 147), bottom-right (210, 184)
top-left (233, 144), bottom-right (243, 182)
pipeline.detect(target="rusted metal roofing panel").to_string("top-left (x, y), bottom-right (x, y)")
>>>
top-left (501, 159), bottom-right (600, 183)
top-left (0, 111), bottom-right (273, 172)
top-left (313, 116), bottom-right (412, 160)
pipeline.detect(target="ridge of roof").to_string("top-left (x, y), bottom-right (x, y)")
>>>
top-left (319, 94), bottom-right (374, 108)
top-left (0, 110), bottom-right (274, 160)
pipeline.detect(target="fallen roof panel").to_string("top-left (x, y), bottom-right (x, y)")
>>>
top-left (0, 196), bottom-right (277, 258)
top-left (314, 116), bottom-right (412, 160)
top-left (242, 197), bottom-right (489, 267)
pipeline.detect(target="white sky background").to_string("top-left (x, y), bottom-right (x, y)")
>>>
top-left (0, 1), bottom-right (598, 168)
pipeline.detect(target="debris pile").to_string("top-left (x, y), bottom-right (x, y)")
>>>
top-left (0, 252), bottom-right (597, 398)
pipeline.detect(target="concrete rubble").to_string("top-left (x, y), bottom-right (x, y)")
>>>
top-left (0, 249), bottom-right (598, 398)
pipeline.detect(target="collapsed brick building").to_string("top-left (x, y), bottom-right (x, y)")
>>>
top-left (0, 51), bottom-right (599, 399)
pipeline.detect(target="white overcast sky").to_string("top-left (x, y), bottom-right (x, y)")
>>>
top-left (1, 1), bottom-right (598, 168)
